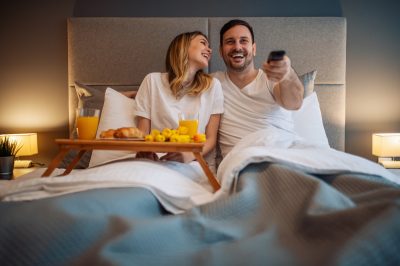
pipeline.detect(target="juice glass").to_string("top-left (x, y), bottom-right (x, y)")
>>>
top-left (178, 112), bottom-right (199, 138)
top-left (76, 108), bottom-right (100, 140)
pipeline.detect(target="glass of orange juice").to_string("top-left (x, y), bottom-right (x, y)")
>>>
top-left (178, 112), bottom-right (199, 138)
top-left (76, 108), bottom-right (100, 140)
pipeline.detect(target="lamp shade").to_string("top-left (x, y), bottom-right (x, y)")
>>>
top-left (372, 133), bottom-right (400, 157)
top-left (0, 133), bottom-right (38, 156)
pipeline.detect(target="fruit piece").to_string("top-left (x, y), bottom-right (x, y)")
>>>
top-left (144, 134), bottom-right (154, 142)
top-left (170, 134), bottom-right (180, 142)
top-left (155, 134), bottom-right (166, 142)
top-left (162, 128), bottom-right (172, 139)
top-left (150, 129), bottom-right (160, 137)
top-left (170, 129), bottom-right (178, 136)
top-left (178, 135), bottom-right (190, 143)
top-left (193, 133), bottom-right (206, 143)
top-left (177, 126), bottom-right (189, 135)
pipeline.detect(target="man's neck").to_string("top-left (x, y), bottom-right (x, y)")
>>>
top-left (227, 67), bottom-right (259, 89)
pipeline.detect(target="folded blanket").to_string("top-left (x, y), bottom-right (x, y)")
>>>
top-left (0, 160), bottom-right (214, 214)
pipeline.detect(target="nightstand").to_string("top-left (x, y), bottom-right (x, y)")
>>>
top-left (0, 167), bottom-right (44, 181)
top-left (13, 167), bottom-right (39, 178)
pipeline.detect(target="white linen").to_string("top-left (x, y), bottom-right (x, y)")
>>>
top-left (89, 87), bottom-right (138, 167)
top-left (293, 92), bottom-right (330, 147)
top-left (2, 126), bottom-right (398, 214)
top-left (215, 126), bottom-right (400, 197)
top-left (0, 160), bottom-right (214, 214)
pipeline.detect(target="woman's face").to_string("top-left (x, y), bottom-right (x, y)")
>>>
top-left (187, 35), bottom-right (212, 71)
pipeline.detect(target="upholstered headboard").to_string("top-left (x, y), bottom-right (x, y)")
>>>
top-left (68, 17), bottom-right (346, 150)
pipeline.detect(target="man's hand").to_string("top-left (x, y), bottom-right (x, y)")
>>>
top-left (160, 152), bottom-right (195, 163)
top-left (262, 55), bottom-right (303, 110)
top-left (262, 55), bottom-right (291, 83)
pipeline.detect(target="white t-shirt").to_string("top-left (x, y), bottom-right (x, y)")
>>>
top-left (134, 72), bottom-right (224, 133)
top-left (214, 69), bottom-right (294, 157)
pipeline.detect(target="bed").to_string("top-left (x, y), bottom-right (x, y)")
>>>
top-left (1, 17), bottom-right (400, 266)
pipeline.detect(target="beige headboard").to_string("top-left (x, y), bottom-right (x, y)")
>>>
top-left (68, 17), bottom-right (346, 150)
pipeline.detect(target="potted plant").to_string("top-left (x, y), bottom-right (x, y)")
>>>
top-left (0, 136), bottom-right (22, 177)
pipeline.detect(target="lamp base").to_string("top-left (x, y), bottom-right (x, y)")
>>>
top-left (378, 157), bottom-right (400, 169)
top-left (14, 160), bottom-right (33, 168)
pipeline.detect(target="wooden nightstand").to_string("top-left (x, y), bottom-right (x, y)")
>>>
top-left (0, 167), bottom-right (43, 181)
top-left (13, 167), bottom-right (40, 179)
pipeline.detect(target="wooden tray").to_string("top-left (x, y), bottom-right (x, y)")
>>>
top-left (41, 139), bottom-right (220, 191)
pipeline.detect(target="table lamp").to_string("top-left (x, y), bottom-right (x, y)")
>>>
top-left (372, 133), bottom-right (400, 168)
top-left (1, 133), bottom-right (38, 168)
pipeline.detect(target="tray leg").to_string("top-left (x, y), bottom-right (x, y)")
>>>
top-left (41, 148), bottom-right (69, 177)
top-left (62, 149), bottom-right (87, 175)
top-left (193, 152), bottom-right (221, 192)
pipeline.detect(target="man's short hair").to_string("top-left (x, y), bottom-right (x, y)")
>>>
top-left (219, 19), bottom-right (255, 46)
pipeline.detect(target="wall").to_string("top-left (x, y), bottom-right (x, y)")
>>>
top-left (0, 0), bottom-right (76, 164)
top-left (341, 0), bottom-right (400, 161)
top-left (0, 0), bottom-right (399, 164)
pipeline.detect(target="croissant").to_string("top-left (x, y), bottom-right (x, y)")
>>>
top-left (99, 129), bottom-right (116, 138)
top-left (113, 127), bottom-right (144, 138)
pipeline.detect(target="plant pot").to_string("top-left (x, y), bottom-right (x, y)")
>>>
top-left (0, 155), bottom-right (15, 177)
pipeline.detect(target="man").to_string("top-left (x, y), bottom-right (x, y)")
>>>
top-left (213, 19), bottom-right (304, 157)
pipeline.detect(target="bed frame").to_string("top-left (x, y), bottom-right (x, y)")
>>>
top-left (68, 17), bottom-right (346, 150)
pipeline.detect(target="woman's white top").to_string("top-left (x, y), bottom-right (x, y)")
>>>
top-left (134, 72), bottom-right (224, 133)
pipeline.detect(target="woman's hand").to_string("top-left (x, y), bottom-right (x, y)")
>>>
top-left (160, 152), bottom-right (195, 163)
top-left (135, 152), bottom-right (159, 161)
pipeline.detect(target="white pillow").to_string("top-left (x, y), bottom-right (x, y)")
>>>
top-left (293, 92), bottom-right (330, 147)
top-left (89, 87), bottom-right (137, 167)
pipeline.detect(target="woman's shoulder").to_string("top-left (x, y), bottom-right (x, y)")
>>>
top-left (142, 72), bottom-right (169, 87)
top-left (144, 72), bottom-right (166, 80)
top-left (210, 76), bottom-right (222, 90)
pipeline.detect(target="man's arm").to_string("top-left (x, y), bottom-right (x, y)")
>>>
top-left (262, 56), bottom-right (304, 110)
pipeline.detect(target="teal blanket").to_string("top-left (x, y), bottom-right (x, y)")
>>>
top-left (0, 163), bottom-right (399, 266)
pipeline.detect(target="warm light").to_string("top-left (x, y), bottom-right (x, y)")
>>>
top-left (0, 133), bottom-right (38, 156)
top-left (372, 133), bottom-right (400, 156)
top-left (372, 133), bottom-right (400, 169)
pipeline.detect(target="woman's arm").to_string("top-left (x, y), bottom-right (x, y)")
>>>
top-left (137, 116), bottom-right (151, 135)
top-left (136, 116), bottom-right (159, 160)
top-left (201, 113), bottom-right (221, 157)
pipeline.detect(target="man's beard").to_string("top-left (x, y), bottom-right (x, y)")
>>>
top-left (223, 52), bottom-right (253, 72)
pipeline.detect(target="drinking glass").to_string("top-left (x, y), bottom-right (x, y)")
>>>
top-left (178, 112), bottom-right (199, 138)
top-left (76, 108), bottom-right (100, 140)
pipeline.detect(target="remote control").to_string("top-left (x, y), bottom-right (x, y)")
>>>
top-left (267, 50), bottom-right (286, 62)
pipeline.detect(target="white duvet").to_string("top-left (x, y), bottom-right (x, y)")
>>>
top-left (1, 126), bottom-right (398, 214)
top-left (215, 126), bottom-right (399, 196)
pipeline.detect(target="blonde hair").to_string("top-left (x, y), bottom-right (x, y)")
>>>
top-left (165, 31), bottom-right (213, 98)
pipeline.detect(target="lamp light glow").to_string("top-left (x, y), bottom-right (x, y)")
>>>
top-left (372, 133), bottom-right (400, 168)
top-left (0, 133), bottom-right (38, 168)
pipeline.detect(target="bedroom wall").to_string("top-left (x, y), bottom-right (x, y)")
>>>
top-left (0, 0), bottom-right (399, 164)
top-left (341, 0), bottom-right (400, 161)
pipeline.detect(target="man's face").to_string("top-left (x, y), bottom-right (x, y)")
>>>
top-left (220, 25), bottom-right (256, 72)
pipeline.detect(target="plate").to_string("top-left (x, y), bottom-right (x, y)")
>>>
top-left (99, 137), bottom-right (145, 141)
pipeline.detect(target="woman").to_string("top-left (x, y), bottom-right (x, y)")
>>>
top-left (134, 31), bottom-right (224, 163)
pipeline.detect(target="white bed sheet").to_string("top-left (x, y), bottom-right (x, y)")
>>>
top-left (216, 126), bottom-right (399, 197)
top-left (0, 161), bottom-right (213, 214)
top-left (1, 126), bottom-right (398, 215)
